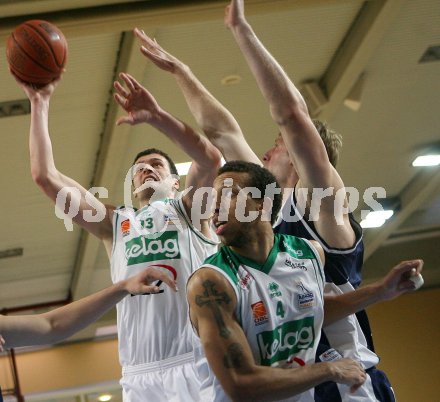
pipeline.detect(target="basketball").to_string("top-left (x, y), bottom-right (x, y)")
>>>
top-left (6, 20), bottom-right (68, 86)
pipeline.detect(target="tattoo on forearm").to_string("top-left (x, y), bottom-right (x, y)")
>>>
top-left (223, 343), bottom-right (244, 369)
top-left (195, 279), bottom-right (231, 338)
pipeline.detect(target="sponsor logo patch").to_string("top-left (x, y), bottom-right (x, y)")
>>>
top-left (240, 272), bottom-right (253, 289)
top-left (284, 258), bottom-right (307, 271)
top-left (256, 317), bottom-right (315, 366)
top-left (282, 240), bottom-right (304, 257)
top-left (296, 282), bottom-right (315, 309)
top-left (268, 282), bottom-right (282, 299)
top-left (251, 301), bottom-right (269, 326)
top-left (121, 219), bottom-right (130, 237)
top-left (319, 348), bottom-right (343, 362)
top-left (125, 231), bottom-right (181, 265)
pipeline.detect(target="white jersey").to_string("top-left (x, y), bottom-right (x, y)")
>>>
top-left (112, 198), bottom-right (218, 367)
top-left (200, 234), bottom-right (325, 402)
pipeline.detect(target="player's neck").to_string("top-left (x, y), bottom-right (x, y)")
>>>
top-left (230, 225), bottom-right (274, 265)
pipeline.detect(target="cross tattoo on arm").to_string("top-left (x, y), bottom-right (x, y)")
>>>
top-left (195, 279), bottom-right (232, 338)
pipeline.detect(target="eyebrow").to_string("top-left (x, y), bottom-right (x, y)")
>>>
top-left (135, 158), bottom-right (164, 165)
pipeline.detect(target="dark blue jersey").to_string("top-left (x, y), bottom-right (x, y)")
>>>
top-left (274, 190), bottom-right (375, 349)
top-left (274, 189), bottom-right (395, 402)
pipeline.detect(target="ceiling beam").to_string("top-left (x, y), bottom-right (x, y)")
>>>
top-left (363, 169), bottom-right (440, 261)
top-left (70, 30), bottom-right (145, 300)
top-left (0, 0), bottom-right (357, 40)
top-left (316, 0), bottom-right (406, 120)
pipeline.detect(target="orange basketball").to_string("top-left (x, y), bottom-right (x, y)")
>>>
top-left (6, 20), bottom-right (68, 86)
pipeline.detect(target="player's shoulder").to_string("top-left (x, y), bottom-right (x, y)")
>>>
top-left (114, 204), bottom-right (137, 213)
top-left (277, 233), bottom-right (323, 260)
top-left (188, 266), bottom-right (237, 307)
top-left (204, 246), bottom-right (237, 270)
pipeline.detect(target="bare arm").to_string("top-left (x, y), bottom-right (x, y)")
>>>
top-left (14, 75), bottom-right (114, 244)
top-left (113, 72), bottom-right (222, 227)
top-left (226, 1), bottom-right (353, 247)
top-left (187, 268), bottom-right (366, 401)
top-left (134, 28), bottom-right (261, 165)
top-left (324, 260), bottom-right (423, 326)
top-left (0, 267), bottom-right (177, 349)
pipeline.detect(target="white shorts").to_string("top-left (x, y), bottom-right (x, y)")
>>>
top-left (121, 352), bottom-right (212, 402)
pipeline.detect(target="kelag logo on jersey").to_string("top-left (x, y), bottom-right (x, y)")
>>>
top-left (257, 317), bottom-right (315, 366)
top-left (125, 231), bottom-right (181, 265)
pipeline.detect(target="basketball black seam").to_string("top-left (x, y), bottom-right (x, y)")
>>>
top-left (11, 33), bottom-right (58, 76)
top-left (24, 22), bottom-right (64, 69)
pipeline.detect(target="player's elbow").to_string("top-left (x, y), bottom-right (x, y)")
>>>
top-left (225, 373), bottom-right (268, 402)
top-left (204, 145), bottom-right (223, 170)
top-left (31, 167), bottom-right (54, 189)
top-left (32, 168), bottom-right (62, 200)
top-left (270, 103), bottom-right (310, 128)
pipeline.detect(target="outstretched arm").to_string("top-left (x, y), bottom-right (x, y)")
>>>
top-left (0, 267), bottom-right (177, 349)
top-left (134, 28), bottom-right (261, 165)
top-left (226, 1), bottom-right (353, 247)
top-left (324, 259), bottom-right (423, 326)
top-left (114, 72), bottom-right (222, 225)
top-left (187, 268), bottom-right (366, 401)
top-left (14, 75), bottom-right (114, 248)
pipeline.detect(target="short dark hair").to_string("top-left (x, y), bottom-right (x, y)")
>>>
top-left (218, 161), bottom-right (282, 224)
top-left (312, 119), bottom-right (342, 167)
top-left (133, 148), bottom-right (179, 176)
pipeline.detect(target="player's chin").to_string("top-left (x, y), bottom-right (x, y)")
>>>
top-left (220, 232), bottom-right (243, 248)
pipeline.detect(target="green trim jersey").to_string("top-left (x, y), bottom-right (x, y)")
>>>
top-left (201, 233), bottom-right (325, 402)
top-left (112, 198), bottom-right (218, 367)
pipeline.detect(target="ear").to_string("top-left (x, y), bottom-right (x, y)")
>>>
top-left (260, 197), bottom-right (273, 222)
top-left (173, 178), bottom-right (180, 191)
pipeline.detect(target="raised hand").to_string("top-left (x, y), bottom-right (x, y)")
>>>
top-left (329, 358), bottom-right (367, 393)
top-left (125, 266), bottom-right (178, 295)
top-left (134, 28), bottom-right (183, 73)
top-left (11, 69), bottom-right (62, 103)
top-left (113, 72), bottom-right (162, 126)
top-left (225, 0), bottom-right (246, 29)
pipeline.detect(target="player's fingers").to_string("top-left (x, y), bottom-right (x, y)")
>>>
top-left (392, 260), bottom-right (422, 278)
top-left (134, 27), bottom-right (155, 46)
top-left (140, 46), bottom-right (161, 61)
top-left (154, 273), bottom-right (178, 292)
top-left (115, 114), bottom-right (134, 126)
top-left (146, 270), bottom-right (177, 292)
top-left (119, 72), bottom-right (136, 92)
top-left (124, 73), bottom-right (143, 91)
top-left (114, 80), bottom-right (129, 98)
top-left (133, 27), bottom-right (144, 39)
top-left (113, 93), bottom-right (128, 109)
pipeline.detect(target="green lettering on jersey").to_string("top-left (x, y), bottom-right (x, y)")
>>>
top-left (257, 317), bottom-right (315, 366)
top-left (125, 231), bottom-right (181, 265)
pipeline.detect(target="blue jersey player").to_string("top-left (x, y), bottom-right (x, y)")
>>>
top-left (222, 2), bottom-right (396, 400)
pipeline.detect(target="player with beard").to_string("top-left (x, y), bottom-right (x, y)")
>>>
top-left (186, 161), bottom-right (423, 402)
